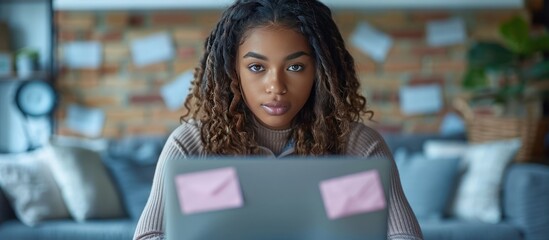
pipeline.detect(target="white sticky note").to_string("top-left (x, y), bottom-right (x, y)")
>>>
top-left (160, 70), bottom-right (194, 111)
top-left (131, 32), bottom-right (174, 67)
top-left (439, 112), bottom-right (466, 135)
top-left (427, 18), bottom-right (467, 47)
top-left (350, 22), bottom-right (393, 63)
top-left (63, 41), bottom-right (102, 69)
top-left (66, 104), bottom-right (105, 137)
top-left (399, 84), bottom-right (443, 115)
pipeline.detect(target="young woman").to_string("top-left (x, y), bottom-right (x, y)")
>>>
top-left (134, 0), bottom-right (423, 239)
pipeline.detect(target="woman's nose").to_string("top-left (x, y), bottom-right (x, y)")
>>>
top-left (266, 70), bottom-right (288, 95)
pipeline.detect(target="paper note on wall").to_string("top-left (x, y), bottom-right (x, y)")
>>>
top-left (439, 112), bottom-right (466, 135)
top-left (160, 70), bottom-right (194, 111)
top-left (350, 22), bottom-right (393, 63)
top-left (426, 18), bottom-right (467, 47)
top-left (63, 41), bottom-right (102, 69)
top-left (399, 84), bottom-right (443, 115)
top-left (131, 32), bottom-right (174, 67)
top-left (66, 104), bottom-right (105, 137)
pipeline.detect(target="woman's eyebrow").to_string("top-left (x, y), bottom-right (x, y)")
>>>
top-left (285, 51), bottom-right (309, 60)
top-left (243, 52), bottom-right (268, 60)
top-left (242, 51), bottom-right (310, 61)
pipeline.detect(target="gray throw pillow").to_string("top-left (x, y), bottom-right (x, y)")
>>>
top-left (0, 148), bottom-right (70, 226)
top-left (395, 148), bottom-right (461, 221)
top-left (45, 144), bottom-right (126, 222)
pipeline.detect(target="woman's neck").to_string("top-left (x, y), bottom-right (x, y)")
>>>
top-left (252, 118), bottom-right (293, 155)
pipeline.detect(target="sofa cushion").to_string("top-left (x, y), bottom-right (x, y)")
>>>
top-left (395, 149), bottom-right (461, 221)
top-left (0, 149), bottom-right (70, 226)
top-left (0, 188), bottom-right (15, 222)
top-left (382, 132), bottom-right (466, 154)
top-left (0, 219), bottom-right (136, 240)
top-left (420, 220), bottom-right (522, 240)
top-left (102, 135), bottom-right (166, 219)
top-left (451, 138), bottom-right (521, 223)
top-left (45, 144), bottom-right (126, 222)
top-left (504, 163), bottom-right (549, 240)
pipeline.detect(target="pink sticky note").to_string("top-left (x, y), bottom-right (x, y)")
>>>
top-left (175, 167), bottom-right (244, 215)
top-left (319, 169), bottom-right (386, 220)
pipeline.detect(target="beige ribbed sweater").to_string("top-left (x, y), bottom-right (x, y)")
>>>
top-left (134, 120), bottom-right (423, 240)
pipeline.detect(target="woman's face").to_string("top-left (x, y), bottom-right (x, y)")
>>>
top-left (236, 26), bottom-right (315, 130)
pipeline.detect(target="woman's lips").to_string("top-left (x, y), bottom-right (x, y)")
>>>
top-left (261, 101), bottom-right (290, 116)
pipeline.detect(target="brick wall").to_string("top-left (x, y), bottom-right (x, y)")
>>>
top-left (54, 9), bottom-right (526, 138)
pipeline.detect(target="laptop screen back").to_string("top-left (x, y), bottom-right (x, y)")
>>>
top-left (164, 157), bottom-right (392, 240)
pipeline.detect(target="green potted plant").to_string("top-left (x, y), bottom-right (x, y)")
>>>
top-left (462, 15), bottom-right (549, 117)
top-left (456, 15), bottom-right (549, 162)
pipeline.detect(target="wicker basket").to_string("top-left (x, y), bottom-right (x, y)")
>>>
top-left (454, 97), bottom-right (549, 162)
top-left (466, 116), bottom-right (549, 162)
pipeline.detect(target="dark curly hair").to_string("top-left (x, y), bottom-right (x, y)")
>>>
top-left (181, 0), bottom-right (373, 155)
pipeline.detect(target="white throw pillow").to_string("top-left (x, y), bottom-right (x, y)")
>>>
top-left (44, 144), bottom-right (125, 222)
top-left (0, 148), bottom-right (70, 226)
top-left (450, 138), bottom-right (521, 223)
top-left (423, 140), bottom-right (468, 160)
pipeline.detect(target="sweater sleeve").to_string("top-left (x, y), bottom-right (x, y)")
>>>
top-left (347, 123), bottom-right (424, 240)
top-left (133, 123), bottom-right (202, 240)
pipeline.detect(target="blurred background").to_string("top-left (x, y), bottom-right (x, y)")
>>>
top-left (1, 1), bottom-right (549, 240)
top-left (0, 0), bottom-right (546, 152)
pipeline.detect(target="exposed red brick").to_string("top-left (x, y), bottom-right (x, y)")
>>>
top-left (105, 12), bottom-right (129, 28)
top-left (412, 46), bottom-right (448, 56)
top-left (102, 125), bottom-right (122, 139)
top-left (151, 12), bottom-right (193, 25)
top-left (58, 30), bottom-right (77, 42)
top-left (383, 60), bottom-right (422, 73)
top-left (177, 47), bottom-right (197, 59)
top-left (173, 60), bottom-right (197, 73)
top-left (129, 62), bottom-right (169, 73)
top-left (389, 29), bottom-right (425, 39)
top-left (356, 62), bottom-right (377, 74)
top-left (129, 14), bottom-right (146, 27)
top-left (101, 64), bottom-right (120, 75)
top-left (408, 76), bottom-right (445, 86)
top-left (409, 12), bottom-right (450, 23)
top-left (432, 60), bottom-right (466, 73)
top-left (125, 124), bottom-right (168, 136)
top-left (130, 94), bottom-right (164, 104)
top-left (56, 12), bottom-right (95, 30)
top-left (106, 108), bottom-right (147, 121)
top-left (151, 109), bottom-right (187, 121)
top-left (82, 96), bottom-right (121, 107)
top-left (97, 30), bottom-right (123, 42)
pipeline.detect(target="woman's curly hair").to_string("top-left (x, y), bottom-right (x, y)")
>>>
top-left (181, 0), bottom-right (373, 155)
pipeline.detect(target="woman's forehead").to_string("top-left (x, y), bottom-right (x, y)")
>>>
top-left (238, 26), bottom-right (312, 56)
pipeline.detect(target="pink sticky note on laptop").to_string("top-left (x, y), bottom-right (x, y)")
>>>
top-left (319, 169), bottom-right (386, 220)
top-left (174, 167), bottom-right (244, 215)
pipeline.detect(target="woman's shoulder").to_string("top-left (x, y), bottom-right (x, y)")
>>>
top-left (165, 119), bottom-right (203, 155)
top-left (348, 121), bottom-right (385, 140)
top-left (170, 119), bottom-right (201, 137)
top-left (346, 121), bottom-right (391, 157)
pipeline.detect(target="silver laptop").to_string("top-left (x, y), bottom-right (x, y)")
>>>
top-left (164, 156), bottom-right (392, 240)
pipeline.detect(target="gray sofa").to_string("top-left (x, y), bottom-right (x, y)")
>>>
top-left (0, 134), bottom-right (548, 240)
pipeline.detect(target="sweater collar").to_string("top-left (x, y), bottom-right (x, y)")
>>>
top-left (252, 118), bottom-right (293, 156)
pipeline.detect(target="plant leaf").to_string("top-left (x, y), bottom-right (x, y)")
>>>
top-left (528, 34), bottom-right (549, 53)
top-left (467, 42), bottom-right (516, 69)
top-left (500, 16), bottom-right (530, 54)
top-left (463, 68), bottom-right (489, 90)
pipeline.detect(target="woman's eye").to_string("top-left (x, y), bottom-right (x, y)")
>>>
top-left (248, 64), bottom-right (264, 72)
top-left (287, 64), bottom-right (304, 72)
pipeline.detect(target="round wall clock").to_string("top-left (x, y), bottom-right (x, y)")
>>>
top-left (15, 80), bottom-right (57, 117)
